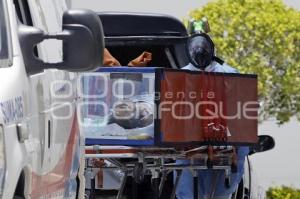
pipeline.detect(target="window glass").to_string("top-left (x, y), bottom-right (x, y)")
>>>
top-left (0, 1), bottom-right (9, 66)
top-left (80, 72), bottom-right (155, 142)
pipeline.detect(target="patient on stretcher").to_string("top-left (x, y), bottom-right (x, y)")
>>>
top-left (108, 100), bottom-right (153, 129)
top-left (83, 99), bottom-right (154, 140)
top-left (82, 51), bottom-right (155, 140)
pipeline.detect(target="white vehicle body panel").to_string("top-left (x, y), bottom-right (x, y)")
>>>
top-left (0, 0), bottom-right (82, 198)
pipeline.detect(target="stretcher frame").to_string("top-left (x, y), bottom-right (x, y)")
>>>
top-left (83, 67), bottom-right (257, 198)
top-left (83, 67), bottom-right (258, 147)
top-left (84, 145), bottom-right (238, 199)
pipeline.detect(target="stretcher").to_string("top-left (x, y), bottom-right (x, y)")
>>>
top-left (81, 67), bottom-right (258, 199)
top-left (84, 145), bottom-right (238, 199)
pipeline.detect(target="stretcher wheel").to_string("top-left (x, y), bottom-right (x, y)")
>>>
top-left (133, 162), bottom-right (144, 183)
top-left (225, 177), bottom-right (231, 189)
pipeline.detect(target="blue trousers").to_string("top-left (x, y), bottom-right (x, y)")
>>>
top-left (175, 147), bottom-right (249, 199)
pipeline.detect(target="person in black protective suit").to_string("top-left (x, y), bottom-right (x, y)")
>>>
top-left (175, 19), bottom-right (249, 199)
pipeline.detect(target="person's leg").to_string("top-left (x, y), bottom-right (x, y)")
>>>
top-left (175, 160), bottom-right (194, 199)
top-left (175, 147), bottom-right (249, 199)
top-left (210, 147), bottom-right (250, 198)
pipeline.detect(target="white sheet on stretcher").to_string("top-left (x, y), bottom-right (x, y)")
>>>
top-left (84, 120), bottom-right (154, 139)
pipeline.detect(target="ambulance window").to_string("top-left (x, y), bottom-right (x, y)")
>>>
top-left (13, 0), bottom-right (33, 26)
top-left (13, 0), bottom-right (39, 57)
top-left (0, 0), bottom-right (12, 67)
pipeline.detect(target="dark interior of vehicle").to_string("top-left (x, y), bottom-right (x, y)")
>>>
top-left (106, 45), bottom-right (186, 68)
top-left (99, 12), bottom-right (190, 69)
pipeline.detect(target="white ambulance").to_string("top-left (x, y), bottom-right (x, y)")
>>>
top-left (0, 0), bottom-right (104, 198)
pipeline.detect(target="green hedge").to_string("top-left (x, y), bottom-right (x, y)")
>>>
top-left (267, 186), bottom-right (300, 199)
